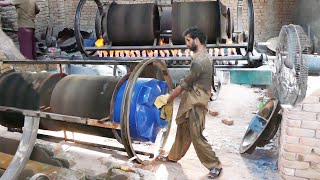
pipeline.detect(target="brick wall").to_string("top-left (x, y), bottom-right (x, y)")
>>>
top-left (35, 0), bottom-right (50, 35)
top-left (279, 90), bottom-right (320, 179)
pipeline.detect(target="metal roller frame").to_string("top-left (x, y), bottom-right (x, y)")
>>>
top-left (75, 0), bottom-right (104, 57)
top-left (75, 0), bottom-right (255, 67)
top-left (120, 59), bottom-right (173, 164)
top-left (95, 2), bottom-right (114, 44)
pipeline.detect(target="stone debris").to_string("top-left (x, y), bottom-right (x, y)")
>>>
top-left (221, 118), bottom-right (234, 126)
top-left (208, 110), bottom-right (219, 116)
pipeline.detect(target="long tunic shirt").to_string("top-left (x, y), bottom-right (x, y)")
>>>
top-left (175, 49), bottom-right (213, 124)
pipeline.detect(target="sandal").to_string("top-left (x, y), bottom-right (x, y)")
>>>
top-left (156, 155), bottom-right (177, 162)
top-left (208, 167), bottom-right (223, 179)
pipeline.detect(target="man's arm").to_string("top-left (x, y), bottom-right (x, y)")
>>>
top-left (0, 1), bottom-right (13, 7)
top-left (167, 85), bottom-right (183, 103)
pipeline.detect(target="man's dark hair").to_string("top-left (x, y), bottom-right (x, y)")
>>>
top-left (183, 26), bottom-right (207, 45)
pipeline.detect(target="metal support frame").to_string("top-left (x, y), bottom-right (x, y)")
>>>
top-left (1, 113), bottom-right (40, 180)
top-left (84, 43), bottom-right (248, 51)
top-left (1, 55), bottom-right (265, 65)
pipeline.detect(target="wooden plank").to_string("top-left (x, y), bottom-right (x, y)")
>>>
top-left (0, 152), bottom-right (85, 179)
top-left (87, 119), bottom-right (120, 130)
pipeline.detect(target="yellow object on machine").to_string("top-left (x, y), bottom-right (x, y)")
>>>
top-left (154, 94), bottom-right (173, 122)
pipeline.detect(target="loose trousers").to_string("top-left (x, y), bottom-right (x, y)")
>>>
top-left (18, 28), bottom-right (36, 60)
top-left (168, 105), bottom-right (220, 170)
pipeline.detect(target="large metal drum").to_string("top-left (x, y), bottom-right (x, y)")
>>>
top-left (172, 1), bottom-right (220, 45)
top-left (0, 72), bottom-right (65, 128)
top-left (50, 75), bottom-right (120, 119)
top-left (104, 3), bottom-right (160, 45)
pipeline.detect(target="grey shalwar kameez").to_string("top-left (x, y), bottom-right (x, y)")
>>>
top-left (168, 49), bottom-right (221, 170)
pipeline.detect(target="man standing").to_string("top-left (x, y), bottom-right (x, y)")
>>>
top-left (156, 27), bottom-right (222, 179)
top-left (0, 0), bottom-right (40, 60)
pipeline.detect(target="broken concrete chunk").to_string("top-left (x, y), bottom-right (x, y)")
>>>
top-left (208, 110), bottom-right (219, 116)
top-left (221, 118), bottom-right (234, 125)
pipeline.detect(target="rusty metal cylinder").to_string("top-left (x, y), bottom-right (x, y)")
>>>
top-left (172, 1), bottom-right (220, 45)
top-left (103, 3), bottom-right (160, 45)
top-left (50, 75), bottom-right (121, 119)
top-left (0, 72), bottom-right (65, 128)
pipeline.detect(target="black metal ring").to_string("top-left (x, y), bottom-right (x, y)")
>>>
top-left (109, 73), bottom-right (131, 144)
top-left (247, 0), bottom-right (254, 53)
top-left (75, 0), bottom-right (103, 57)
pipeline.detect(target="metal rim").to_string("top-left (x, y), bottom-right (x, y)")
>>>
top-left (247, 0), bottom-right (254, 53)
top-left (75, 0), bottom-right (103, 57)
top-left (226, 8), bottom-right (234, 39)
top-left (97, 2), bottom-right (115, 44)
top-left (120, 59), bottom-right (173, 164)
top-left (239, 99), bottom-right (281, 154)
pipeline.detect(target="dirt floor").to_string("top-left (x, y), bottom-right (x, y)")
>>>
top-left (0, 83), bottom-right (280, 180)
top-left (148, 83), bottom-right (279, 180)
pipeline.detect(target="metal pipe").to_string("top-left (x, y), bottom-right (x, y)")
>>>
top-left (236, 0), bottom-right (243, 32)
top-left (302, 54), bottom-right (320, 75)
top-left (2, 55), bottom-right (264, 65)
top-left (84, 43), bottom-right (248, 51)
top-left (247, 0), bottom-right (254, 53)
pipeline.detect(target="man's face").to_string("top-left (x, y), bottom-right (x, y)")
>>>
top-left (185, 34), bottom-right (197, 52)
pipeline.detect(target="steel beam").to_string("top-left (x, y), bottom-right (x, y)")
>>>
top-left (84, 43), bottom-right (248, 51)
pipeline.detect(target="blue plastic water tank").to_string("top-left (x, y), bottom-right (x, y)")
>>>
top-left (113, 78), bottom-right (169, 143)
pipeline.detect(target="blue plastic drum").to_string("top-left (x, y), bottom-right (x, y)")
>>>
top-left (113, 78), bottom-right (169, 143)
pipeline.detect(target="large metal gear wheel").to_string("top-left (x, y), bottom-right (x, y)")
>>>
top-left (273, 24), bottom-right (309, 107)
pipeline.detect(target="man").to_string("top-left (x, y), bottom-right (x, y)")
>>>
top-left (0, 0), bottom-right (40, 60)
top-left (156, 27), bottom-right (222, 179)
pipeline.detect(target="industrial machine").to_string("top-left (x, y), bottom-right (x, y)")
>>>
top-left (0, 0), bottom-right (319, 179)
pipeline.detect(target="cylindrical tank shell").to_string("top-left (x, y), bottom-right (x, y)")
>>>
top-left (50, 75), bottom-right (121, 119)
top-left (105, 3), bottom-right (160, 45)
top-left (160, 6), bottom-right (172, 33)
top-left (172, 1), bottom-right (220, 45)
top-left (0, 72), bottom-right (65, 128)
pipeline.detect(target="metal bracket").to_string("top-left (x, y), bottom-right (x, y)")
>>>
top-left (237, 0), bottom-right (243, 32)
